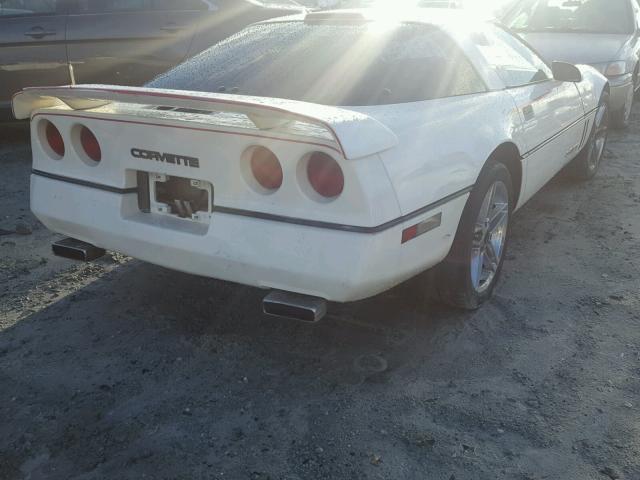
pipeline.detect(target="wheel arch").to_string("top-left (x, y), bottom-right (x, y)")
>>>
top-left (481, 142), bottom-right (523, 208)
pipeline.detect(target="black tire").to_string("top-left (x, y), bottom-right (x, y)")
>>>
top-left (568, 92), bottom-right (610, 181)
top-left (436, 162), bottom-right (514, 310)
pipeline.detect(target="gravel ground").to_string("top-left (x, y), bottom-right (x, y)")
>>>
top-left (1, 109), bottom-right (639, 480)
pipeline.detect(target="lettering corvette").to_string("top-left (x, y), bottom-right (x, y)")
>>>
top-left (131, 148), bottom-right (200, 168)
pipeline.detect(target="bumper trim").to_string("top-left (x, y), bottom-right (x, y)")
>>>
top-left (212, 186), bottom-right (472, 234)
top-left (32, 169), bottom-right (138, 195)
top-left (31, 168), bottom-right (472, 234)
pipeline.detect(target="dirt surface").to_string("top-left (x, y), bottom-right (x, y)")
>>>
top-left (1, 112), bottom-right (639, 480)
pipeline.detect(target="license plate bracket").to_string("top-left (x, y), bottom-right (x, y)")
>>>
top-left (145, 173), bottom-right (213, 223)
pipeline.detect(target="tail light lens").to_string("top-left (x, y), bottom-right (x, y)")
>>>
top-left (45, 121), bottom-right (65, 157)
top-left (250, 146), bottom-right (283, 190)
top-left (307, 152), bottom-right (344, 198)
top-left (80, 126), bottom-right (101, 162)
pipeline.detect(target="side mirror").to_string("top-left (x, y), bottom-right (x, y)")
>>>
top-left (552, 61), bottom-right (583, 83)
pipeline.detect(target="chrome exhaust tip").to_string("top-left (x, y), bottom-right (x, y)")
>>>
top-left (52, 237), bottom-right (105, 262)
top-left (263, 290), bottom-right (327, 323)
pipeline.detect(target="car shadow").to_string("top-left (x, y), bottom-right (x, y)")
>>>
top-left (1, 252), bottom-right (504, 478)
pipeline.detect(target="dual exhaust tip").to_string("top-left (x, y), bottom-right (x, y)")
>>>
top-left (52, 237), bottom-right (105, 262)
top-left (262, 290), bottom-right (327, 323)
top-left (52, 237), bottom-right (328, 323)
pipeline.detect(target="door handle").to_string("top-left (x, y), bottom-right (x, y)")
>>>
top-left (24, 28), bottom-right (57, 39)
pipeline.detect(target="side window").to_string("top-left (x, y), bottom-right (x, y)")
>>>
top-left (444, 50), bottom-right (488, 98)
top-left (473, 26), bottom-right (552, 88)
top-left (0, 0), bottom-right (57, 16)
top-left (376, 26), bottom-right (486, 102)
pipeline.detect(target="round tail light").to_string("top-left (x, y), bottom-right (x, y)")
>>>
top-left (80, 126), bottom-right (101, 162)
top-left (307, 152), bottom-right (344, 198)
top-left (250, 146), bottom-right (283, 190)
top-left (45, 121), bottom-right (65, 157)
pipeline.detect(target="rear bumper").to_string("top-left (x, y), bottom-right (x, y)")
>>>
top-left (31, 175), bottom-right (462, 302)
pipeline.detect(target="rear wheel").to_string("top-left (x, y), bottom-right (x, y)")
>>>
top-left (569, 92), bottom-right (609, 181)
top-left (436, 163), bottom-right (513, 310)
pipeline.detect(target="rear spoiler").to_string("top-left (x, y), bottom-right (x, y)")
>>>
top-left (12, 85), bottom-right (398, 160)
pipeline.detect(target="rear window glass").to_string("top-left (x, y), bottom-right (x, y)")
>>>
top-left (148, 21), bottom-right (486, 106)
top-left (502, 0), bottom-right (634, 34)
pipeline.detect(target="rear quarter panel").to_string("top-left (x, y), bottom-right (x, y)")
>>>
top-left (352, 91), bottom-right (525, 275)
top-left (355, 91), bottom-right (525, 215)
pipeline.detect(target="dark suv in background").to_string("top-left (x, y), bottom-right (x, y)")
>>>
top-left (0, 0), bottom-right (303, 119)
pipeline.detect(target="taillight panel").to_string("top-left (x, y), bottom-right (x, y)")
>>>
top-left (35, 115), bottom-right (353, 216)
top-left (243, 147), bottom-right (344, 201)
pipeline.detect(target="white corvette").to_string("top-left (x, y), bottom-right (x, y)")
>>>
top-left (13, 10), bottom-right (609, 319)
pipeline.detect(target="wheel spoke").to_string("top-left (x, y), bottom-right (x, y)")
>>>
top-left (485, 240), bottom-right (499, 273)
top-left (472, 225), bottom-right (485, 248)
top-left (482, 253), bottom-right (497, 276)
top-left (470, 248), bottom-right (483, 289)
top-left (485, 240), bottom-right (497, 263)
top-left (488, 203), bottom-right (508, 233)
top-left (489, 182), bottom-right (497, 204)
top-left (478, 183), bottom-right (494, 225)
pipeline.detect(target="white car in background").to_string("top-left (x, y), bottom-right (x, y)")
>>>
top-left (14, 10), bottom-right (608, 320)
top-left (500, 0), bottom-right (640, 128)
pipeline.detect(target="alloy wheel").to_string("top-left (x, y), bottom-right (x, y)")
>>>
top-left (470, 181), bottom-right (509, 294)
top-left (588, 101), bottom-right (610, 172)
